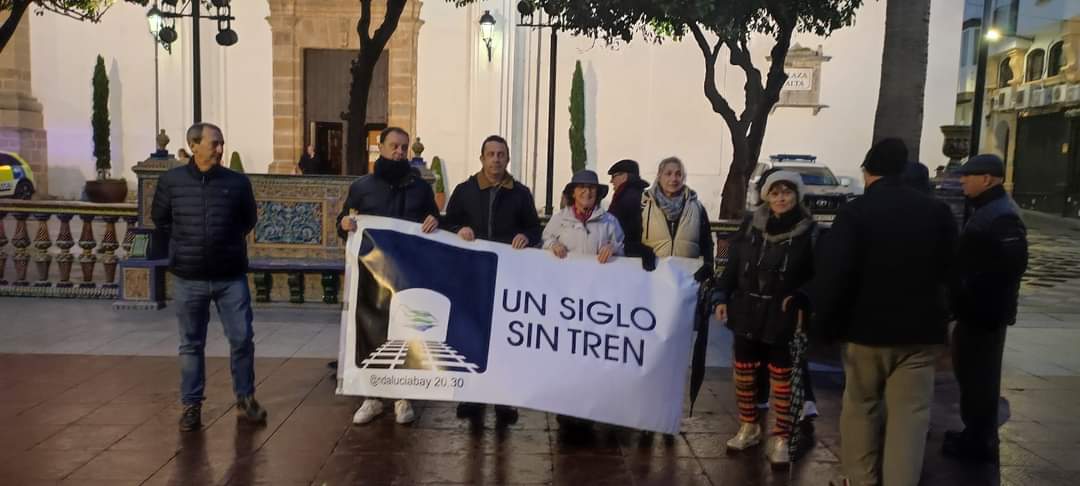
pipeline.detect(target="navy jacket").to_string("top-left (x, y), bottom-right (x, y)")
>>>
top-left (151, 162), bottom-right (257, 280)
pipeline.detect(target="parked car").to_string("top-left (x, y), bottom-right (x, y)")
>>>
top-left (746, 154), bottom-right (859, 224)
top-left (0, 151), bottom-right (35, 200)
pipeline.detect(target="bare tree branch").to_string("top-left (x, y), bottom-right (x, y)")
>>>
top-left (358, 0), bottom-right (373, 45)
top-left (687, 22), bottom-right (740, 131)
top-left (372, 0), bottom-right (407, 47)
top-left (0, 0), bottom-right (29, 53)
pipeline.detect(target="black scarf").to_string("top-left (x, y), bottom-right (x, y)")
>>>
top-left (765, 208), bottom-right (805, 236)
top-left (373, 156), bottom-right (411, 184)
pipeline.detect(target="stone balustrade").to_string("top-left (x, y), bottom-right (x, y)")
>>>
top-left (0, 200), bottom-right (138, 298)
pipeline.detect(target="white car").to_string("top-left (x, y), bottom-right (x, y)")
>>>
top-left (747, 154), bottom-right (859, 224)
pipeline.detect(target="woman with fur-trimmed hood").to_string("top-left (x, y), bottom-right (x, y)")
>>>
top-left (712, 170), bottom-right (818, 466)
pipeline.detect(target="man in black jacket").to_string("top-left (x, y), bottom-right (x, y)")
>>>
top-left (607, 159), bottom-right (649, 255)
top-left (441, 134), bottom-right (540, 424)
top-left (943, 154), bottom-right (1028, 463)
top-left (794, 138), bottom-right (958, 486)
top-left (151, 123), bottom-right (266, 432)
top-left (337, 126), bottom-right (439, 426)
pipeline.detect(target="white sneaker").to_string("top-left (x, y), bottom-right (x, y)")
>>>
top-left (765, 435), bottom-right (790, 465)
top-left (756, 401), bottom-right (770, 410)
top-left (726, 423), bottom-right (762, 451)
top-left (801, 400), bottom-right (819, 420)
top-left (394, 399), bottom-right (416, 424)
top-left (352, 398), bottom-right (384, 425)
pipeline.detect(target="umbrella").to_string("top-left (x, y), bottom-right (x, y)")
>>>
top-left (787, 310), bottom-right (809, 465)
top-left (688, 280), bottom-right (712, 416)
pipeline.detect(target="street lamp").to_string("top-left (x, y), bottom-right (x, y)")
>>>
top-left (516, 0), bottom-right (560, 216)
top-left (479, 10), bottom-right (496, 62)
top-left (984, 27), bottom-right (1033, 43)
top-left (146, 4), bottom-right (163, 136)
top-left (149, 0), bottom-right (239, 123)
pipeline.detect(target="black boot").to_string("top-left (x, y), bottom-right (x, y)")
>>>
top-left (179, 404), bottom-right (202, 432)
top-left (236, 396), bottom-right (268, 424)
top-left (456, 402), bottom-right (484, 419)
top-left (494, 405), bottom-right (519, 425)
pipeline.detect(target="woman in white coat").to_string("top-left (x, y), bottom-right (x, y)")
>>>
top-left (542, 170), bottom-right (625, 263)
top-left (542, 169), bottom-right (624, 433)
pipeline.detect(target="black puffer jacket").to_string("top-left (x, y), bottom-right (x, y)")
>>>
top-left (715, 207), bottom-right (816, 344)
top-left (151, 162), bottom-right (257, 280)
top-left (335, 159), bottom-right (439, 240)
top-left (441, 174), bottom-right (542, 246)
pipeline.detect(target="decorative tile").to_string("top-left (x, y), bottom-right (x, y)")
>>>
top-left (255, 201), bottom-right (323, 245)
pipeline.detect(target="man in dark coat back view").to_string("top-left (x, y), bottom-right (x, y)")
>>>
top-left (607, 159), bottom-right (650, 257)
top-left (441, 134), bottom-right (541, 424)
top-left (943, 154), bottom-right (1028, 464)
top-left (791, 138), bottom-right (958, 486)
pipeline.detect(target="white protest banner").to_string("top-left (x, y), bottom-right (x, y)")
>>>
top-left (337, 216), bottom-right (700, 434)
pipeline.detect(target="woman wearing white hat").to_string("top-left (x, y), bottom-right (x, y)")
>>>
top-left (712, 170), bottom-right (818, 466)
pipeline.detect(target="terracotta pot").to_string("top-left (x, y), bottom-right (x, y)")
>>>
top-left (435, 192), bottom-right (447, 211)
top-left (85, 179), bottom-right (128, 203)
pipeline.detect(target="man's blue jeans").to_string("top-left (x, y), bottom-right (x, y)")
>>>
top-left (173, 275), bottom-right (256, 405)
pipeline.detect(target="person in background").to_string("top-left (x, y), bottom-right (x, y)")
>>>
top-left (606, 159), bottom-right (649, 257)
top-left (298, 144), bottom-right (324, 175)
top-left (943, 154), bottom-right (1028, 464)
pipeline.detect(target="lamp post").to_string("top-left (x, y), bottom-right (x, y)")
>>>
top-left (150, 0), bottom-right (239, 123)
top-left (516, 0), bottom-right (559, 216)
top-left (969, 0), bottom-right (993, 158)
top-left (146, 5), bottom-right (163, 135)
top-left (479, 10), bottom-right (496, 62)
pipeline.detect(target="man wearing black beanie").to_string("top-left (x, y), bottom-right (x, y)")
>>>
top-left (792, 138), bottom-right (958, 486)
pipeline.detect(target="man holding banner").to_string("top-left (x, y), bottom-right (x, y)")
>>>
top-left (441, 134), bottom-right (542, 424)
top-left (337, 126), bottom-right (440, 425)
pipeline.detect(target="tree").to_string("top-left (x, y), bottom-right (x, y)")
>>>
top-left (230, 151), bottom-right (244, 173)
top-left (872, 0), bottom-right (929, 158)
top-left (346, 0), bottom-right (407, 175)
top-left (91, 54), bottom-right (109, 180)
top-left (0, 1), bottom-right (149, 54)
top-left (569, 60), bottom-right (586, 173)
top-left (449, 1), bottom-right (863, 218)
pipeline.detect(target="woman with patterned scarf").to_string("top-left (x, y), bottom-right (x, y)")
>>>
top-left (640, 157), bottom-right (715, 280)
top-left (711, 170), bottom-right (818, 466)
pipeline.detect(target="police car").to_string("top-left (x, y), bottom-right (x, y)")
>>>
top-left (0, 151), bottom-right (36, 200)
top-left (746, 154), bottom-right (859, 224)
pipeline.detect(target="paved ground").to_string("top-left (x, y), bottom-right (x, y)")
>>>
top-left (0, 213), bottom-right (1078, 485)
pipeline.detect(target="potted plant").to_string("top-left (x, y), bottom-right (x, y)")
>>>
top-left (431, 156), bottom-right (447, 210)
top-left (85, 55), bottom-right (128, 203)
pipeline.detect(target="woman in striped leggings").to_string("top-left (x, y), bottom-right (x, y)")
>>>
top-left (712, 170), bottom-right (818, 466)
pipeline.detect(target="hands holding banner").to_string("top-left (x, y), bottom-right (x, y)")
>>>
top-left (337, 216), bottom-right (701, 434)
